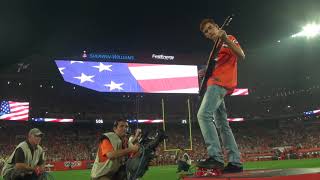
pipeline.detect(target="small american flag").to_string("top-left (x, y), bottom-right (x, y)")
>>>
top-left (0, 101), bottom-right (29, 121)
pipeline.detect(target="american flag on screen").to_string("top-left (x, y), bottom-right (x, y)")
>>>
top-left (0, 101), bottom-right (29, 121)
top-left (55, 60), bottom-right (199, 94)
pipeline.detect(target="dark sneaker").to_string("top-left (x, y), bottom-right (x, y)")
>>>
top-left (196, 157), bottom-right (224, 169)
top-left (223, 163), bottom-right (243, 173)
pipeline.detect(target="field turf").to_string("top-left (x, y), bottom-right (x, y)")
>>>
top-left (1, 158), bottom-right (320, 180)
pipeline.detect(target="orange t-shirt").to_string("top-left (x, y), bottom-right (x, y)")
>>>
top-left (98, 139), bottom-right (114, 162)
top-left (207, 35), bottom-right (242, 91)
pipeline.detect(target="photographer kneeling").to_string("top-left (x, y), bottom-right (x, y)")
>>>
top-left (1, 128), bottom-right (45, 180)
top-left (175, 148), bottom-right (191, 173)
top-left (91, 119), bottom-right (139, 180)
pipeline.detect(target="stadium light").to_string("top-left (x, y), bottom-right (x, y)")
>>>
top-left (291, 23), bottom-right (320, 38)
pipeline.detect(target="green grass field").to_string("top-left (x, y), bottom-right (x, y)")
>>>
top-left (2, 158), bottom-right (320, 180)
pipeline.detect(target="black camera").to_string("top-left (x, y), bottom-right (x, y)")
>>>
top-left (126, 129), bottom-right (168, 180)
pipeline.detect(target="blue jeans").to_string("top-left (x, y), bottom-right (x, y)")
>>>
top-left (197, 85), bottom-right (241, 165)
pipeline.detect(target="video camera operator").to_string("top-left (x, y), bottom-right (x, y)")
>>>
top-left (126, 128), bottom-right (167, 180)
top-left (91, 119), bottom-right (139, 180)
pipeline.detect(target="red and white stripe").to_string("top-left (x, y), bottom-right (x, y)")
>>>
top-left (128, 64), bottom-right (199, 93)
top-left (138, 119), bottom-right (163, 124)
top-left (138, 118), bottom-right (243, 123)
top-left (230, 88), bottom-right (249, 96)
top-left (227, 118), bottom-right (244, 122)
top-left (43, 118), bottom-right (74, 122)
top-left (0, 101), bottom-right (29, 121)
top-left (313, 109), bottom-right (320, 114)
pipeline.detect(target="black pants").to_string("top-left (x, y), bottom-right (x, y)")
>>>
top-left (3, 169), bottom-right (39, 180)
top-left (112, 165), bottom-right (127, 180)
top-left (177, 160), bottom-right (190, 172)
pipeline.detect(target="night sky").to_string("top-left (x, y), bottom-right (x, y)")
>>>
top-left (0, 0), bottom-right (319, 119)
top-left (1, 0), bottom-right (319, 66)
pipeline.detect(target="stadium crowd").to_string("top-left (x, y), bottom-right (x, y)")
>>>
top-left (0, 118), bottom-right (320, 170)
